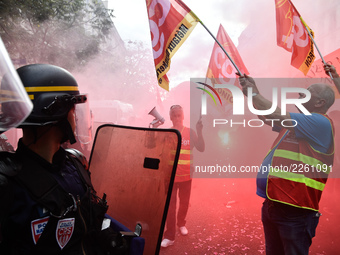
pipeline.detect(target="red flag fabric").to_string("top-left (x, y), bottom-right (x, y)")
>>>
top-left (205, 24), bottom-right (249, 108)
top-left (275, 0), bottom-right (315, 75)
top-left (146, 0), bottom-right (198, 91)
top-left (206, 24), bottom-right (249, 86)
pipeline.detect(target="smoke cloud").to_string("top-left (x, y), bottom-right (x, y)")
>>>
top-left (3, 0), bottom-right (340, 253)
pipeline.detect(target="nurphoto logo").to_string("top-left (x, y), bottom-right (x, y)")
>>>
top-left (196, 82), bottom-right (312, 128)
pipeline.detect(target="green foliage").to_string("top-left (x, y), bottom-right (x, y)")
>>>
top-left (0, 0), bottom-right (114, 70)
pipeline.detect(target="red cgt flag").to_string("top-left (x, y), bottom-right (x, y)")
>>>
top-left (206, 24), bottom-right (249, 107)
top-left (275, 0), bottom-right (315, 75)
top-left (206, 24), bottom-right (249, 85)
top-left (146, 0), bottom-right (198, 91)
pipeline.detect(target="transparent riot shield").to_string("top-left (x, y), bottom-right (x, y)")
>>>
top-left (0, 36), bottom-right (32, 132)
top-left (89, 124), bottom-right (181, 255)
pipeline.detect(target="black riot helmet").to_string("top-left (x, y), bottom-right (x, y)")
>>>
top-left (16, 64), bottom-right (87, 144)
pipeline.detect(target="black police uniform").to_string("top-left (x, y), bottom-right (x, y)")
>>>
top-left (0, 139), bottom-right (116, 255)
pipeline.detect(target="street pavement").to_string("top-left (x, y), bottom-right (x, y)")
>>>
top-left (159, 178), bottom-right (340, 255)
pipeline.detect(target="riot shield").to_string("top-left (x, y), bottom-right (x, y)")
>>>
top-left (89, 124), bottom-right (181, 255)
top-left (0, 36), bottom-right (32, 132)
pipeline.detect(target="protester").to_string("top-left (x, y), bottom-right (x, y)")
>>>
top-left (0, 64), bottom-right (126, 254)
top-left (161, 105), bottom-right (205, 248)
top-left (239, 74), bottom-right (335, 255)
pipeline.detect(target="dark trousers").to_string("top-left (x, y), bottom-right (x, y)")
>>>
top-left (164, 180), bottom-right (192, 240)
top-left (262, 199), bottom-right (320, 255)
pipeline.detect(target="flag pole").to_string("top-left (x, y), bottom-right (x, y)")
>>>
top-left (189, 12), bottom-right (243, 116)
top-left (200, 21), bottom-right (242, 75)
top-left (197, 20), bottom-right (243, 76)
top-left (189, 9), bottom-right (242, 75)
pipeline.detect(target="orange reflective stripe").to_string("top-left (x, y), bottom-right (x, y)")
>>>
top-left (25, 86), bottom-right (78, 92)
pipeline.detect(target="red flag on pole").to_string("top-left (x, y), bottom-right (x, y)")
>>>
top-left (146, 0), bottom-right (198, 91)
top-left (206, 24), bottom-right (249, 86)
top-left (205, 24), bottom-right (249, 109)
top-left (275, 0), bottom-right (315, 75)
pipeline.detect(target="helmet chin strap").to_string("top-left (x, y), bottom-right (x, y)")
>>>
top-left (57, 119), bottom-right (77, 144)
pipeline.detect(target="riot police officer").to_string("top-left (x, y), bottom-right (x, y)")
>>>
top-left (0, 64), bottom-right (125, 254)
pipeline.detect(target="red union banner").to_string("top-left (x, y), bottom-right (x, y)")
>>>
top-left (206, 24), bottom-right (249, 108)
top-left (206, 24), bottom-right (249, 85)
top-left (275, 0), bottom-right (315, 75)
top-left (146, 0), bottom-right (198, 91)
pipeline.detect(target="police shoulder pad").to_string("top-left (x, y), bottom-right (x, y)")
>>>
top-left (0, 151), bottom-right (22, 177)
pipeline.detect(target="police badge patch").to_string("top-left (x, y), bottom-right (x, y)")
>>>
top-left (31, 216), bottom-right (50, 244)
top-left (56, 218), bottom-right (75, 249)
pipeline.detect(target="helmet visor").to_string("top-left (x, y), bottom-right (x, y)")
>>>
top-left (75, 96), bottom-right (92, 145)
top-left (0, 37), bottom-right (32, 132)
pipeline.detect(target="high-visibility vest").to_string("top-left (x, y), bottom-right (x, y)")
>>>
top-left (175, 127), bottom-right (192, 182)
top-left (266, 115), bottom-right (334, 211)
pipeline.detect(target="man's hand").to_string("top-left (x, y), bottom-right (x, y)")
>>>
top-left (196, 117), bottom-right (203, 134)
top-left (324, 64), bottom-right (340, 94)
top-left (193, 116), bottom-right (205, 152)
top-left (324, 64), bottom-right (340, 78)
top-left (238, 74), bottom-right (260, 97)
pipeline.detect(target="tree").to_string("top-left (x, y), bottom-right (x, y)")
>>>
top-left (119, 40), bottom-right (167, 107)
top-left (0, 0), bottom-right (115, 70)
